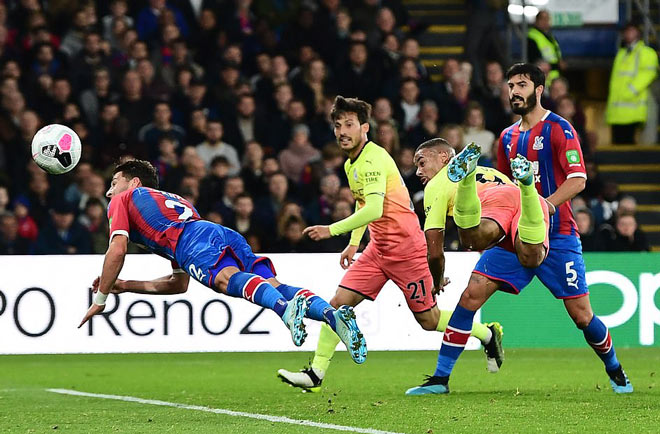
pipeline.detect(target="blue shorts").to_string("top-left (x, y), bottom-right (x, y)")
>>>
top-left (473, 234), bottom-right (588, 299)
top-left (174, 220), bottom-right (276, 289)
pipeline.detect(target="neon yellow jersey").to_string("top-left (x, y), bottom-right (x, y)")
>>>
top-left (345, 141), bottom-right (425, 253)
top-left (423, 166), bottom-right (514, 231)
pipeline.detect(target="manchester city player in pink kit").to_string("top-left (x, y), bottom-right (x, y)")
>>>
top-left (408, 63), bottom-right (631, 395)
top-left (79, 159), bottom-right (366, 362)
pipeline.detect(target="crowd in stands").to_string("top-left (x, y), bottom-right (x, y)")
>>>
top-left (0, 0), bottom-right (649, 255)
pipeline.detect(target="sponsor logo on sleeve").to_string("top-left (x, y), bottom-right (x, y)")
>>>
top-left (566, 150), bottom-right (581, 164)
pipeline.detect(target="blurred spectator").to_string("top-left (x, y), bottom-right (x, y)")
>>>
top-left (474, 60), bottom-right (511, 135)
top-left (527, 9), bottom-right (564, 85)
top-left (223, 93), bottom-right (268, 152)
top-left (195, 120), bottom-right (240, 175)
top-left (13, 196), bottom-right (38, 242)
top-left (94, 102), bottom-right (134, 169)
top-left (78, 172), bottom-right (108, 212)
top-left (136, 0), bottom-right (189, 45)
top-left (606, 22), bottom-right (658, 144)
top-left (78, 197), bottom-right (109, 254)
top-left (279, 124), bottom-right (321, 183)
top-left (575, 207), bottom-right (602, 251)
top-left (212, 175), bottom-right (244, 225)
top-left (119, 69), bottom-right (154, 137)
top-left (240, 140), bottom-right (268, 197)
top-left (407, 100), bottom-right (439, 149)
top-left (463, 102), bottom-right (495, 163)
top-left (34, 201), bottom-right (92, 254)
top-left (271, 214), bottom-right (314, 253)
top-left (589, 181), bottom-right (620, 226)
top-left (70, 31), bottom-right (110, 94)
top-left (102, 0), bottom-right (133, 42)
top-left (397, 147), bottom-right (423, 196)
top-left (0, 211), bottom-right (31, 255)
top-left (394, 78), bottom-right (421, 132)
top-left (555, 95), bottom-right (590, 158)
top-left (196, 156), bottom-right (229, 215)
top-left (0, 185), bottom-right (8, 213)
top-left (439, 70), bottom-right (472, 125)
top-left (138, 102), bottom-right (186, 159)
top-left (375, 121), bottom-right (401, 156)
top-left (137, 58), bottom-right (172, 102)
top-left (232, 193), bottom-right (260, 239)
top-left (306, 173), bottom-right (340, 225)
top-left (439, 123), bottom-right (465, 152)
top-left (153, 134), bottom-right (182, 191)
top-left (79, 67), bottom-right (116, 128)
top-left (604, 214), bottom-right (650, 252)
top-left (254, 172), bottom-right (291, 238)
top-left (336, 41), bottom-right (380, 103)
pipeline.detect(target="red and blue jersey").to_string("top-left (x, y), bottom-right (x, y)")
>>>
top-left (497, 110), bottom-right (586, 238)
top-left (107, 187), bottom-right (201, 261)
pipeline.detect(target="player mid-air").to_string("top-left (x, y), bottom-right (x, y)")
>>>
top-left (407, 63), bottom-right (632, 395)
top-left (78, 159), bottom-right (367, 362)
top-left (277, 96), bottom-right (504, 393)
top-left (405, 138), bottom-right (549, 395)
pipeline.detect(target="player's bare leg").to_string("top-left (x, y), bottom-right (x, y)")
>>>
top-left (214, 266), bottom-right (308, 346)
top-left (406, 273), bottom-right (501, 395)
top-left (564, 294), bottom-right (633, 393)
top-left (277, 287), bottom-right (367, 392)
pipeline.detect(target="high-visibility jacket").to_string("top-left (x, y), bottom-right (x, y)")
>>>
top-left (606, 41), bottom-right (659, 125)
top-left (527, 27), bottom-right (561, 84)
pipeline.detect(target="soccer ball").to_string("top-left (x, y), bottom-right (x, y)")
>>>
top-left (31, 124), bottom-right (82, 174)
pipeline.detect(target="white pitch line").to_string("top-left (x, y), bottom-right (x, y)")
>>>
top-left (46, 388), bottom-right (407, 434)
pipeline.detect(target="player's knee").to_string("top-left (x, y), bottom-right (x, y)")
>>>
top-left (415, 311), bottom-right (439, 331)
top-left (418, 317), bottom-right (438, 331)
top-left (573, 311), bottom-right (593, 329)
top-left (459, 288), bottom-right (483, 311)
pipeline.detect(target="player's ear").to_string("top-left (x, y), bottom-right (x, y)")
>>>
top-left (361, 122), bottom-right (369, 135)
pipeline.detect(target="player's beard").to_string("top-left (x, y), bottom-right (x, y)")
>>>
top-left (337, 132), bottom-right (362, 154)
top-left (510, 92), bottom-right (537, 116)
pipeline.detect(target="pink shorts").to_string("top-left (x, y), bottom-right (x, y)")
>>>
top-left (479, 185), bottom-right (550, 253)
top-left (339, 243), bottom-right (436, 313)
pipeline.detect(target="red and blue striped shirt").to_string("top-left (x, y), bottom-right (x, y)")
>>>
top-left (107, 187), bottom-right (201, 261)
top-left (497, 110), bottom-right (587, 238)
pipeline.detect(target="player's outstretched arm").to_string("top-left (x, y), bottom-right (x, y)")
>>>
top-left (78, 235), bottom-right (128, 328)
top-left (304, 194), bottom-right (383, 241)
top-left (425, 229), bottom-right (449, 294)
top-left (114, 272), bottom-right (190, 295)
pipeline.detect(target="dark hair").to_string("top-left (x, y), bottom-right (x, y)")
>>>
top-left (506, 63), bottom-right (545, 89)
top-left (330, 95), bottom-right (372, 124)
top-left (415, 137), bottom-right (453, 154)
top-left (113, 159), bottom-right (159, 188)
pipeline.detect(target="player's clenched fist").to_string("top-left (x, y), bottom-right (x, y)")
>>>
top-left (303, 225), bottom-right (331, 241)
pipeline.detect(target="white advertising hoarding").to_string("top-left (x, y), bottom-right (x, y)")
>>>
top-left (0, 253), bottom-right (482, 355)
top-left (509, 0), bottom-right (619, 25)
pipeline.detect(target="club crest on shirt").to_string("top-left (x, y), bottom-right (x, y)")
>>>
top-left (353, 169), bottom-right (358, 180)
top-left (533, 136), bottom-right (544, 150)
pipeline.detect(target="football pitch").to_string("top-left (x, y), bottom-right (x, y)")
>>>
top-left (2, 349), bottom-right (659, 433)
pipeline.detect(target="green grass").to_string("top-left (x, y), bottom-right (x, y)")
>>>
top-left (1, 349), bottom-right (660, 433)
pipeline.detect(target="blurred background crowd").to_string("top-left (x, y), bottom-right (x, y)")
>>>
top-left (0, 0), bottom-right (653, 255)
